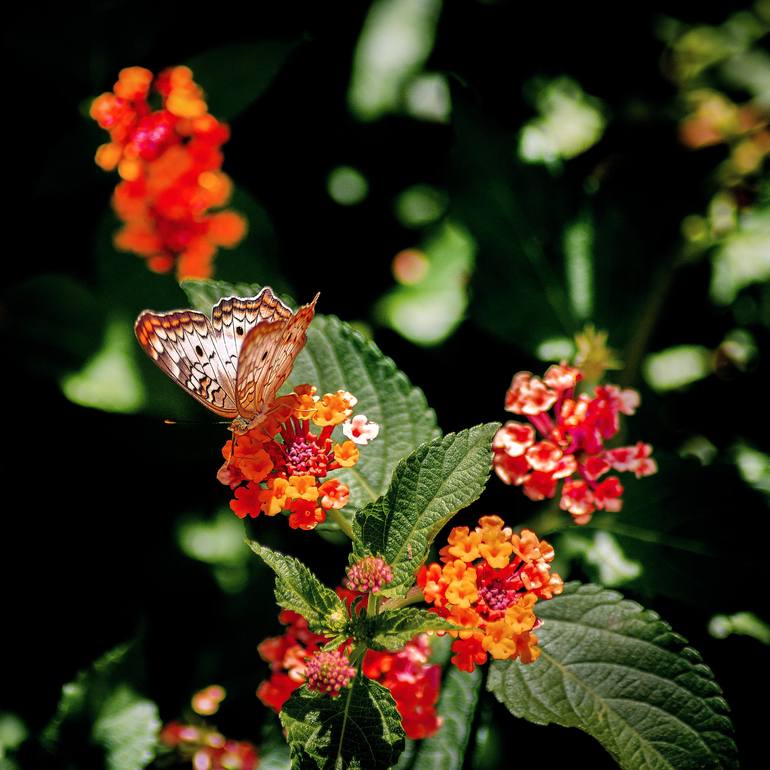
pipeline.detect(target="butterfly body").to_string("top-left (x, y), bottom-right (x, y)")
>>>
top-left (135, 287), bottom-right (318, 434)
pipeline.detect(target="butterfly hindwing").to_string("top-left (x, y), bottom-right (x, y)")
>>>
top-left (235, 294), bottom-right (319, 417)
top-left (135, 309), bottom-right (239, 417)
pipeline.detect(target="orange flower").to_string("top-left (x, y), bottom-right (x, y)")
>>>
top-left (333, 441), bottom-right (360, 468)
top-left (439, 527), bottom-right (481, 563)
top-left (312, 391), bottom-right (355, 426)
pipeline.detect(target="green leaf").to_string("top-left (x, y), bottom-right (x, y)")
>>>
top-left (187, 41), bottom-right (300, 120)
top-left (410, 666), bottom-right (482, 770)
top-left (353, 423), bottom-right (499, 597)
top-left (43, 643), bottom-right (160, 770)
top-left (368, 608), bottom-right (460, 651)
top-left (247, 540), bottom-right (348, 635)
top-left (289, 315), bottom-right (440, 510)
top-left (487, 582), bottom-right (737, 770)
top-left (180, 279), bottom-right (440, 512)
top-left (280, 678), bottom-right (405, 770)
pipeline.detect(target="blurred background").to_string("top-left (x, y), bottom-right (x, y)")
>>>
top-left (2, 0), bottom-right (769, 767)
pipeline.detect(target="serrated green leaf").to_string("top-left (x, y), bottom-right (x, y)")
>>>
top-left (280, 678), bottom-right (405, 770)
top-left (410, 666), bottom-right (482, 770)
top-left (288, 315), bottom-right (440, 510)
top-left (180, 279), bottom-right (440, 512)
top-left (43, 643), bottom-right (160, 770)
top-left (487, 582), bottom-right (737, 770)
top-left (368, 608), bottom-right (459, 651)
top-left (247, 540), bottom-right (348, 635)
top-left (353, 423), bottom-right (499, 597)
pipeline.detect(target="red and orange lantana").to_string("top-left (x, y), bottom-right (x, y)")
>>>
top-left (90, 66), bottom-right (246, 278)
top-left (419, 515), bottom-right (562, 672)
top-left (257, 597), bottom-right (443, 740)
top-left (219, 384), bottom-right (378, 530)
top-left (493, 363), bottom-right (657, 524)
top-left (160, 722), bottom-right (258, 770)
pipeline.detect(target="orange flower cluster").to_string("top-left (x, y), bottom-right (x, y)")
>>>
top-left (418, 516), bottom-right (562, 673)
top-left (219, 385), bottom-right (378, 530)
top-left (90, 66), bottom-right (246, 278)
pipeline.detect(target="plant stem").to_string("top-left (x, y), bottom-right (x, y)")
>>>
top-left (327, 509), bottom-right (355, 540)
top-left (379, 586), bottom-right (425, 612)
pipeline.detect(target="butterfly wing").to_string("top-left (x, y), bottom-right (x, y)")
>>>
top-left (134, 309), bottom-right (239, 417)
top-left (209, 288), bottom-right (294, 383)
top-left (235, 294), bottom-right (319, 418)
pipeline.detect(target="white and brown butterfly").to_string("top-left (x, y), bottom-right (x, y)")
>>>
top-left (134, 287), bottom-right (318, 434)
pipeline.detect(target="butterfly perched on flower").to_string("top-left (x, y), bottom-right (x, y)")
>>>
top-left (135, 287), bottom-right (318, 434)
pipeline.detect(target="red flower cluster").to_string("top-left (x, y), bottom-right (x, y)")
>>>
top-left (363, 635), bottom-right (442, 739)
top-left (160, 722), bottom-right (258, 770)
top-left (219, 385), bottom-right (378, 530)
top-left (257, 602), bottom-right (443, 740)
top-left (494, 364), bottom-right (657, 524)
top-left (419, 516), bottom-right (562, 673)
top-left (90, 66), bottom-right (246, 279)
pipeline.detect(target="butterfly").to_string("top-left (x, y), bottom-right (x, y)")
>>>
top-left (134, 287), bottom-right (318, 434)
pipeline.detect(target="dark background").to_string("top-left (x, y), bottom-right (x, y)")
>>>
top-left (3, 1), bottom-right (769, 768)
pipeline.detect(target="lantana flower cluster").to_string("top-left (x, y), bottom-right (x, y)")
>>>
top-left (219, 385), bottom-right (379, 530)
top-left (90, 66), bottom-right (246, 278)
top-left (257, 600), bottom-right (443, 740)
top-left (160, 722), bottom-right (258, 770)
top-left (494, 364), bottom-right (657, 524)
top-left (419, 516), bottom-right (562, 672)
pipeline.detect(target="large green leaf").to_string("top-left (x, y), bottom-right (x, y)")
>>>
top-left (247, 540), bottom-right (348, 635)
top-left (487, 583), bottom-right (737, 769)
top-left (280, 678), bottom-right (405, 770)
top-left (43, 644), bottom-right (160, 770)
top-left (181, 279), bottom-right (440, 511)
top-left (367, 608), bottom-right (459, 651)
top-left (410, 666), bottom-right (482, 770)
top-left (187, 40), bottom-right (300, 120)
top-left (353, 423), bottom-right (499, 597)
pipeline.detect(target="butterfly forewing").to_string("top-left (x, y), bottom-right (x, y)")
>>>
top-left (135, 309), bottom-right (239, 417)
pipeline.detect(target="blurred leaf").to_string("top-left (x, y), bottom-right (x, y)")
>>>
top-left (368, 608), bottom-right (459, 651)
top-left (709, 611), bottom-right (770, 644)
top-left (2, 274), bottom-right (105, 380)
top-left (353, 423), bottom-right (499, 598)
top-left (487, 582), bottom-right (737, 770)
top-left (247, 540), bottom-right (349, 635)
top-left (578, 452), bottom-right (767, 607)
top-left (60, 313), bottom-right (146, 413)
top-left (410, 665), bottom-right (482, 770)
top-left (280, 678), bottom-right (405, 770)
top-left (43, 643), bottom-right (159, 770)
top-left (187, 41), bottom-right (300, 120)
top-left (0, 713), bottom-right (27, 757)
top-left (181, 278), bottom-right (441, 511)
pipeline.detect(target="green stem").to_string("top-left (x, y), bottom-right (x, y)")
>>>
top-left (367, 592), bottom-right (378, 617)
top-left (327, 509), bottom-right (355, 540)
top-left (379, 586), bottom-right (425, 612)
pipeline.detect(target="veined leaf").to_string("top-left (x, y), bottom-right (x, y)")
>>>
top-left (181, 279), bottom-right (440, 512)
top-left (368, 608), bottom-right (459, 651)
top-left (353, 423), bottom-right (499, 597)
top-left (247, 540), bottom-right (348, 635)
top-left (487, 582), bottom-right (737, 769)
top-left (280, 678), bottom-right (405, 770)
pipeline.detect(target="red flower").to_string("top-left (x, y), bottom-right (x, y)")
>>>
top-left (494, 362), bottom-right (657, 524)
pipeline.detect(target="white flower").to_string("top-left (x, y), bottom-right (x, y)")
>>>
top-left (342, 414), bottom-right (380, 445)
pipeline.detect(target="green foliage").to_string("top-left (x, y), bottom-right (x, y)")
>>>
top-left (247, 540), bottom-right (349, 635)
top-left (280, 678), bottom-right (405, 770)
top-left (487, 583), bottom-right (738, 769)
top-left (353, 423), bottom-right (499, 597)
top-left (43, 644), bottom-right (159, 770)
top-left (181, 278), bottom-right (440, 512)
top-left (409, 666), bottom-right (482, 770)
top-left (187, 41), bottom-right (299, 120)
top-left (367, 608), bottom-right (459, 651)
